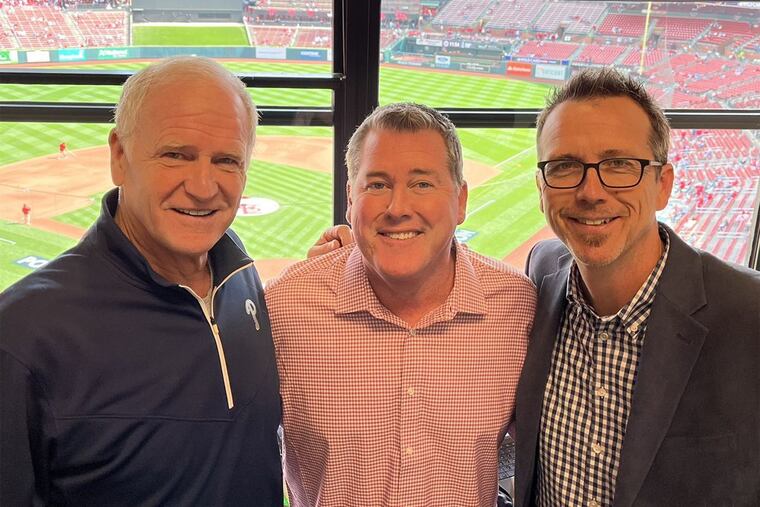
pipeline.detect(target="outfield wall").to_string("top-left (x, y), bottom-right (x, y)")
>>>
top-left (385, 51), bottom-right (570, 82)
top-left (0, 46), bottom-right (332, 65)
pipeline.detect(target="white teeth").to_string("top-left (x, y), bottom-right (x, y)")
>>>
top-left (577, 218), bottom-right (611, 225)
top-left (177, 209), bottom-right (213, 217)
top-left (384, 231), bottom-right (419, 240)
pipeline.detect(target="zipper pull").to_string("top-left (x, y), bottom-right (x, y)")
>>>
top-left (245, 299), bottom-right (261, 331)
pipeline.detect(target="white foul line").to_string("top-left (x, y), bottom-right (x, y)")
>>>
top-left (466, 200), bottom-right (495, 219)
top-left (496, 146), bottom-right (534, 168)
top-left (0, 237), bottom-right (16, 245)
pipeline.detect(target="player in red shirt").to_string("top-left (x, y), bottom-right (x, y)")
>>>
top-left (21, 203), bottom-right (31, 225)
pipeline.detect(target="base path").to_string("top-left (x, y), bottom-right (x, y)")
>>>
top-left (503, 226), bottom-right (556, 270)
top-left (0, 147), bottom-right (113, 238)
top-left (0, 137), bottom-right (517, 280)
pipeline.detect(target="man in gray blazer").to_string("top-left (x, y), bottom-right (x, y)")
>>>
top-left (515, 67), bottom-right (760, 506)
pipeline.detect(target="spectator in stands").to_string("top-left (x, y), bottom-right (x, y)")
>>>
top-left (516, 67), bottom-right (760, 506)
top-left (266, 103), bottom-right (535, 507)
top-left (0, 57), bottom-right (282, 505)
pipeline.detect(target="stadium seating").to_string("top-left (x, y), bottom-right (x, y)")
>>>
top-left (293, 27), bottom-right (331, 48)
top-left (262, 0), bottom-right (330, 10)
top-left (380, 28), bottom-right (403, 49)
top-left (70, 11), bottom-right (127, 47)
top-left (621, 48), bottom-right (669, 67)
top-left (485, 0), bottom-right (544, 30)
top-left (718, 67), bottom-right (760, 100)
top-left (574, 43), bottom-right (626, 65)
top-left (653, 16), bottom-right (711, 41)
top-left (597, 14), bottom-right (646, 37)
top-left (382, 0), bottom-right (422, 19)
top-left (699, 20), bottom-right (756, 45)
top-left (431, 0), bottom-right (490, 28)
top-left (515, 40), bottom-right (578, 60)
top-left (665, 129), bottom-right (759, 264)
top-left (5, 6), bottom-right (80, 49)
top-left (248, 26), bottom-right (294, 47)
top-left (0, 28), bottom-right (18, 49)
top-left (532, 1), bottom-right (607, 34)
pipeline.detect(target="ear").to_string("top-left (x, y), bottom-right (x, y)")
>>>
top-left (345, 181), bottom-right (353, 225)
top-left (535, 171), bottom-right (545, 214)
top-left (456, 181), bottom-right (468, 225)
top-left (656, 163), bottom-right (675, 211)
top-left (109, 129), bottom-right (127, 186)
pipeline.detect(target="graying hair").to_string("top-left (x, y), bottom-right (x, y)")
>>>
top-left (536, 67), bottom-right (670, 164)
top-left (345, 102), bottom-right (464, 186)
top-left (113, 56), bottom-right (257, 156)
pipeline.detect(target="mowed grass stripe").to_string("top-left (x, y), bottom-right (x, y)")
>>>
top-left (234, 162), bottom-right (332, 258)
top-left (459, 128), bottom-right (536, 166)
top-left (0, 123), bottom-right (113, 166)
top-left (0, 221), bottom-right (77, 289)
top-left (55, 192), bottom-right (104, 229)
top-left (379, 67), bottom-right (551, 108)
top-left (132, 25), bottom-right (250, 46)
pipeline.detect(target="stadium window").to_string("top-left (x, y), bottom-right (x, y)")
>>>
top-left (453, 127), bottom-right (760, 269)
top-left (0, 0), bottom-right (358, 292)
top-left (0, 0), bottom-right (758, 292)
top-left (377, 0), bottom-right (760, 270)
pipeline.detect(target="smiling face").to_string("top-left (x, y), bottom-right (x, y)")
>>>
top-left (536, 96), bottom-right (673, 271)
top-left (109, 76), bottom-right (250, 274)
top-left (346, 128), bottom-right (467, 288)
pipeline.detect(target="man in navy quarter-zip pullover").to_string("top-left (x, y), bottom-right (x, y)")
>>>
top-left (0, 56), bottom-right (282, 506)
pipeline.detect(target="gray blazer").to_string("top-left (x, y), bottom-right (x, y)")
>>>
top-left (515, 225), bottom-right (760, 507)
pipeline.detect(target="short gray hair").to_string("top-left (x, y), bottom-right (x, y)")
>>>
top-left (536, 67), bottom-right (670, 164)
top-left (113, 56), bottom-right (257, 155)
top-left (345, 102), bottom-right (464, 186)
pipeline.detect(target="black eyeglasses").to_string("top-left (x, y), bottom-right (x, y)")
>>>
top-left (537, 158), bottom-right (665, 189)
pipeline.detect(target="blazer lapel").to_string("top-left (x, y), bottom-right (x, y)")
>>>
top-left (515, 255), bottom-right (570, 507)
top-left (613, 230), bottom-right (709, 507)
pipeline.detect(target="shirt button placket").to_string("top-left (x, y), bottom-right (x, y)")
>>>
top-left (399, 326), bottom-right (420, 501)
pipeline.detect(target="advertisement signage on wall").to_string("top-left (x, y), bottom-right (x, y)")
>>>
top-left (97, 48), bottom-right (130, 60)
top-left (256, 46), bottom-right (287, 60)
top-left (534, 63), bottom-right (568, 81)
top-left (506, 61), bottom-right (532, 77)
top-left (0, 50), bottom-right (18, 64)
top-left (295, 49), bottom-right (326, 61)
top-left (416, 37), bottom-right (443, 48)
top-left (460, 61), bottom-right (491, 73)
top-left (58, 49), bottom-right (86, 62)
top-left (26, 50), bottom-right (51, 63)
top-left (435, 54), bottom-right (451, 68)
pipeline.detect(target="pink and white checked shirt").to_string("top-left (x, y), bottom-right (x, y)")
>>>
top-left (266, 242), bottom-right (536, 507)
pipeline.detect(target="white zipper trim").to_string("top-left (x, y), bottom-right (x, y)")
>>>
top-left (211, 320), bottom-right (234, 409)
top-left (180, 261), bottom-right (254, 411)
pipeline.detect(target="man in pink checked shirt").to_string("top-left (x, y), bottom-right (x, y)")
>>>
top-left (265, 103), bottom-right (536, 507)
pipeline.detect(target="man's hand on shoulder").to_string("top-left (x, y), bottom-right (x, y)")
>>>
top-left (307, 225), bottom-right (354, 258)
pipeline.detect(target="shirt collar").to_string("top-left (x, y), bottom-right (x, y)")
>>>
top-left (334, 241), bottom-right (488, 324)
top-left (566, 224), bottom-right (671, 327)
top-left (94, 188), bottom-right (252, 290)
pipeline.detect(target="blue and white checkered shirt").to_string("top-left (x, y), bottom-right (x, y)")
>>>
top-left (536, 227), bottom-right (670, 507)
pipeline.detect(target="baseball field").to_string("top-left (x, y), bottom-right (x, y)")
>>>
top-left (0, 25), bottom-right (554, 290)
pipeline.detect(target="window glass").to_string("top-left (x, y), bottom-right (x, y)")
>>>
top-left (379, 0), bottom-right (759, 110)
top-left (453, 127), bottom-right (759, 268)
top-left (0, 0), bottom-right (334, 74)
top-left (0, 122), bottom-right (331, 290)
top-left (0, 62), bottom-right (332, 107)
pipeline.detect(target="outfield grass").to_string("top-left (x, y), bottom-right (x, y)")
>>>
top-left (0, 64), bottom-right (552, 289)
top-left (0, 221), bottom-right (77, 289)
top-left (132, 25), bottom-right (250, 46)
